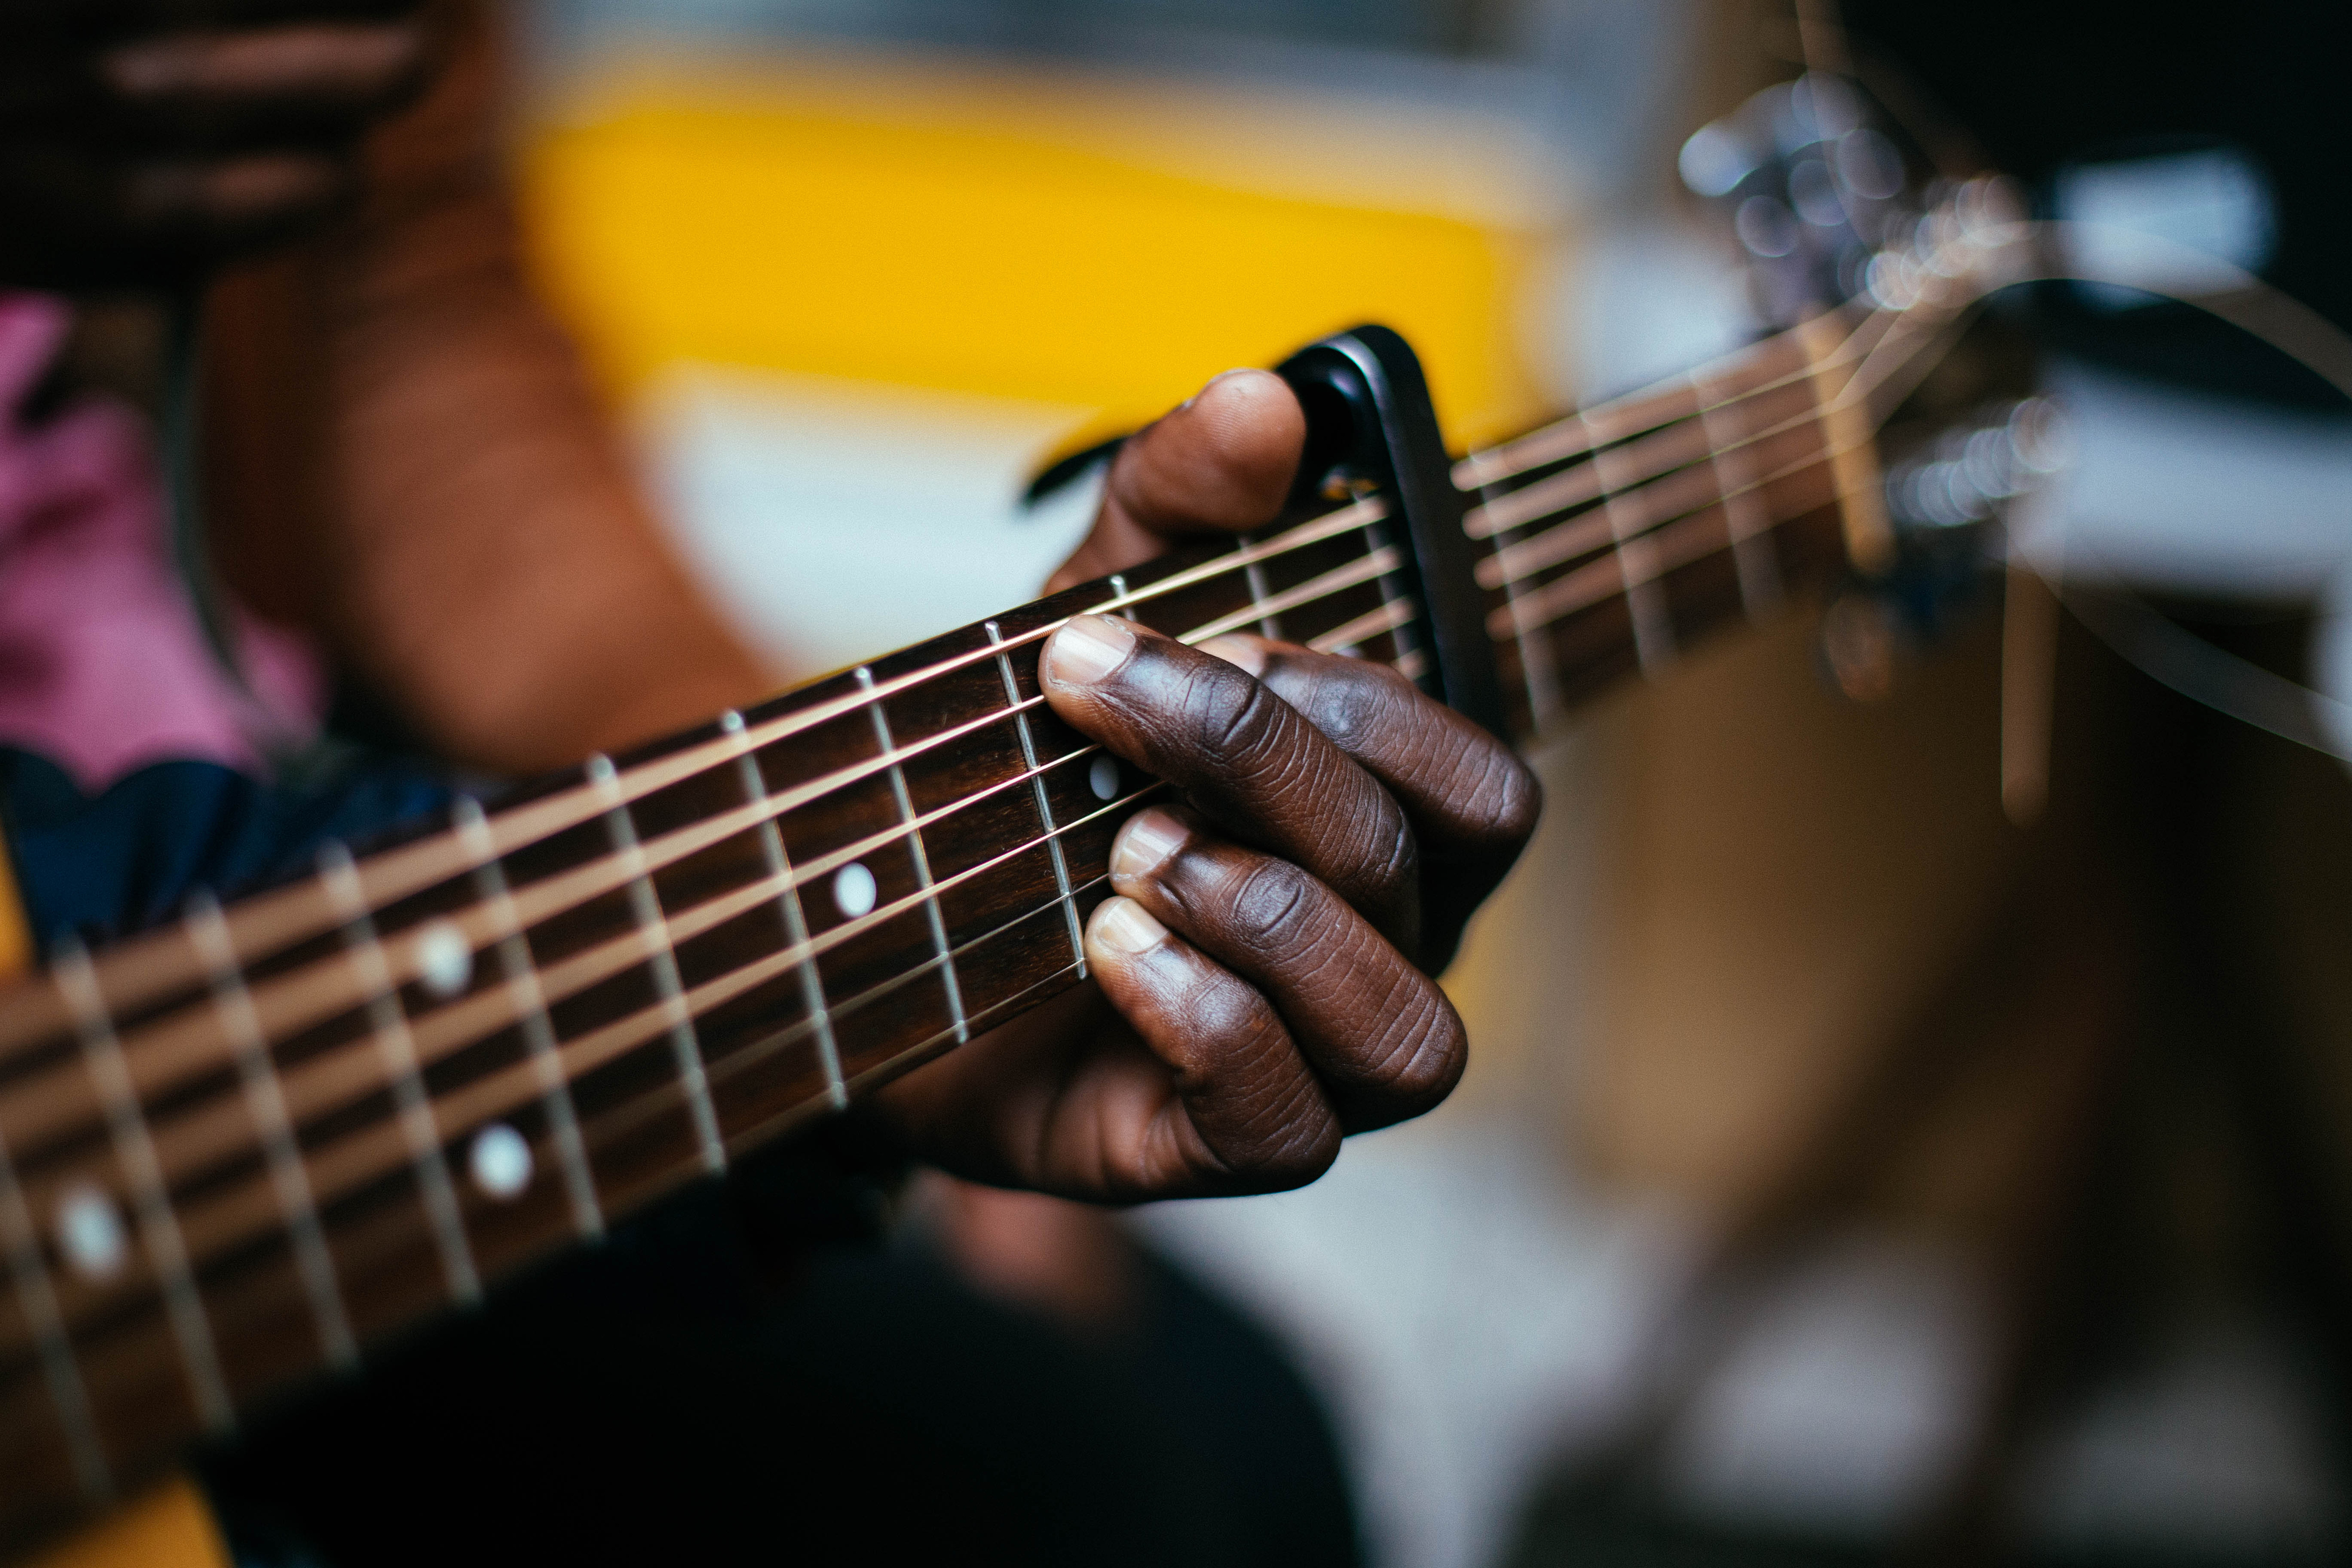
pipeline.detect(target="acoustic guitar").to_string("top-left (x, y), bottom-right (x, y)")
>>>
top-left (0, 145), bottom-right (2042, 1564)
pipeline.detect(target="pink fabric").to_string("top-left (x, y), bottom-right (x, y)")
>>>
top-left (0, 292), bottom-right (326, 793)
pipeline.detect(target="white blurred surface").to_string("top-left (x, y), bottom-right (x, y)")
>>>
top-left (2020, 358), bottom-right (2352, 598)
top-left (639, 366), bottom-right (1100, 680)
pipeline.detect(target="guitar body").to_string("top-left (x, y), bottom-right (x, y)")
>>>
top-left (32, 1483), bottom-right (223, 1568)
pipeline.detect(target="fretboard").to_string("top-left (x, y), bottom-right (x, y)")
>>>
top-left (0, 301), bottom-right (1897, 1553)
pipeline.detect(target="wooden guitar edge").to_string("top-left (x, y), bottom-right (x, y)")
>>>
top-left (27, 1479), bottom-right (228, 1568)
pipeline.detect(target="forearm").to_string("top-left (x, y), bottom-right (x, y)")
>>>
top-left (316, 188), bottom-right (770, 771)
top-left (212, 0), bottom-right (768, 775)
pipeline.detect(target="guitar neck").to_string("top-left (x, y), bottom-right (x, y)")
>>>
top-left (1461, 307), bottom-right (1891, 735)
top-left (0, 306), bottom-right (1895, 1553)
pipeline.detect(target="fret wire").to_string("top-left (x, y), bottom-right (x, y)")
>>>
top-left (987, 622), bottom-right (1087, 982)
top-left (1583, 411), bottom-right (1678, 675)
top-left (1481, 369), bottom-right (1847, 593)
top-left (1485, 421), bottom-right (1867, 617)
top-left (1239, 531), bottom-right (1283, 642)
top-left (1454, 301), bottom-right (1884, 496)
top-left (1474, 458), bottom-right (1564, 735)
top-left (1471, 345), bottom-right (1880, 593)
top-left (183, 893), bottom-right (358, 1372)
top-left (723, 711), bottom-right (846, 1113)
top-left (595, 779), bottom-right (1169, 1147)
top-left (319, 844), bottom-right (480, 1306)
top-left (1179, 546), bottom-right (1401, 647)
top-left (51, 940), bottom-right (234, 1436)
top-left (453, 800), bottom-right (604, 1240)
top-left (1799, 312), bottom-right (1897, 576)
top-left (1492, 443), bottom-right (1847, 641)
top-left (587, 755), bottom-right (724, 1177)
top-left (858, 668), bottom-right (969, 1048)
top-left (695, 944), bottom-right (1101, 1169)
top-left (1690, 363), bottom-right (1785, 621)
top-left (0, 1121), bottom-right (109, 1503)
top-left (835, 951), bottom-right (1091, 1103)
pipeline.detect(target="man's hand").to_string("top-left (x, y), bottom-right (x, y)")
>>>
top-left (876, 371), bottom-right (1540, 1201)
top-left (0, 0), bottom-right (440, 286)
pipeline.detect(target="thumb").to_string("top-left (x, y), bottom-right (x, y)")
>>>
top-left (1048, 369), bottom-right (1306, 591)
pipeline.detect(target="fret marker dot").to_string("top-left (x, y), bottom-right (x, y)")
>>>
top-left (56, 1185), bottom-right (127, 1282)
top-left (469, 1124), bottom-right (533, 1202)
top-left (412, 920), bottom-right (472, 1000)
top-left (833, 862), bottom-right (878, 920)
top-left (1088, 755), bottom-right (1120, 802)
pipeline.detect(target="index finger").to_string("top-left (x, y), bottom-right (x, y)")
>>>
top-left (1040, 613), bottom-right (1420, 947)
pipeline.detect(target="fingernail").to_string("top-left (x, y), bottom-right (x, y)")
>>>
top-left (1090, 896), bottom-right (1167, 956)
top-left (1110, 807), bottom-right (1189, 880)
top-left (1198, 634), bottom-right (1269, 677)
top-left (1178, 368), bottom-right (1256, 411)
top-left (1045, 615), bottom-right (1135, 687)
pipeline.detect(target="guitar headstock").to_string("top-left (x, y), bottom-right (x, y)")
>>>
top-left (1678, 74), bottom-right (2032, 332)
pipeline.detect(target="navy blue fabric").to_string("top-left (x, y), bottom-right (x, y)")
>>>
top-left (0, 747), bottom-right (457, 952)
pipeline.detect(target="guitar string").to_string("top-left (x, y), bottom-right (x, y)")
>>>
top-left (1479, 304), bottom-right (1908, 594)
top-left (1454, 309), bottom-right (1867, 492)
top-left (1462, 309), bottom-right (1891, 543)
top-left (1482, 388), bottom-right (1864, 593)
top-left (1483, 295), bottom-right (1961, 628)
top-left (0, 496), bottom-right (1398, 1078)
top-left (0, 556), bottom-right (1426, 1364)
top-left (0, 306), bottom-right (1903, 1375)
top-left (1456, 298), bottom-right (1882, 497)
top-left (0, 499), bottom-right (1401, 1124)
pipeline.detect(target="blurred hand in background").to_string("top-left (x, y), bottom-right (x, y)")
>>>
top-left (0, 0), bottom-right (445, 285)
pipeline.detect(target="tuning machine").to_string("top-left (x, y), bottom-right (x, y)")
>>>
top-left (1679, 73), bottom-right (1924, 327)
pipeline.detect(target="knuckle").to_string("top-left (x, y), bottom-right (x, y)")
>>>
top-left (1447, 743), bottom-right (1544, 849)
top-left (1482, 749), bottom-right (1545, 844)
top-left (1295, 660), bottom-right (1415, 751)
top-left (1365, 984), bottom-right (1468, 1111)
top-left (1184, 660), bottom-right (1288, 769)
top-left (1238, 1085), bottom-right (1341, 1189)
top-left (1360, 800), bottom-right (1418, 897)
top-left (1223, 856), bottom-right (1320, 954)
top-left (1185, 967), bottom-right (1279, 1046)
